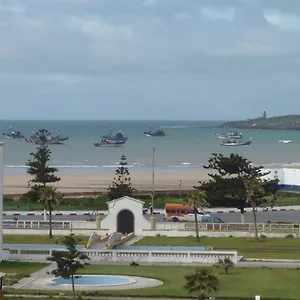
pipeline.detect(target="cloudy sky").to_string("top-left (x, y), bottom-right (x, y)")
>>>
top-left (1, 0), bottom-right (300, 120)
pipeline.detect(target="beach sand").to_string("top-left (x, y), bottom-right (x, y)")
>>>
top-left (3, 171), bottom-right (210, 195)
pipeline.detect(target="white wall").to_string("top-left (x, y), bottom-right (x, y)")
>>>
top-left (281, 168), bottom-right (300, 187)
top-left (264, 168), bottom-right (300, 187)
top-left (0, 143), bottom-right (3, 256)
top-left (263, 168), bottom-right (284, 183)
top-left (101, 197), bottom-right (151, 234)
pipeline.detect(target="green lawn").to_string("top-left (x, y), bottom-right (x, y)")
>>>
top-left (80, 265), bottom-right (300, 299)
top-left (5, 265), bottom-right (300, 299)
top-left (3, 235), bottom-right (88, 245)
top-left (135, 236), bottom-right (300, 259)
top-left (0, 261), bottom-right (48, 286)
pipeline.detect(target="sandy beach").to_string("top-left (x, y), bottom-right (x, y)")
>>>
top-left (3, 171), bottom-right (210, 195)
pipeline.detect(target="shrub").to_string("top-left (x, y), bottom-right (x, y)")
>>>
top-left (285, 234), bottom-right (294, 238)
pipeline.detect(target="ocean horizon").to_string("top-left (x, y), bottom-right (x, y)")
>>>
top-left (1, 119), bottom-right (299, 175)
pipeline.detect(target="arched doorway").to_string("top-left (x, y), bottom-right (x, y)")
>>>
top-left (117, 210), bottom-right (134, 234)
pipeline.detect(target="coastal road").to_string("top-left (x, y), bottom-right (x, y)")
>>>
top-left (4, 210), bottom-right (300, 223)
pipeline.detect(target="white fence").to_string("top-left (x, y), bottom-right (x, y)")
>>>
top-left (8, 248), bottom-right (238, 264)
top-left (3, 220), bottom-right (96, 230)
top-left (156, 222), bottom-right (300, 233)
top-left (4, 220), bottom-right (300, 233)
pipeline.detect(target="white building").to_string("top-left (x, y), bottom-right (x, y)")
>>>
top-left (101, 196), bottom-right (151, 235)
top-left (264, 167), bottom-right (300, 189)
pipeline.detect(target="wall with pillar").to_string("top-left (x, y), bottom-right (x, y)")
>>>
top-left (0, 143), bottom-right (3, 256)
top-left (0, 143), bottom-right (9, 262)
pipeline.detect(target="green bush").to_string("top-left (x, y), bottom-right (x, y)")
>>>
top-left (285, 234), bottom-right (294, 238)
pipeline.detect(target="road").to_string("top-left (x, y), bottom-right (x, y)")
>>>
top-left (4, 210), bottom-right (300, 223)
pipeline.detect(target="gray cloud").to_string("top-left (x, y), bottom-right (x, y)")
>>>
top-left (1, 0), bottom-right (300, 120)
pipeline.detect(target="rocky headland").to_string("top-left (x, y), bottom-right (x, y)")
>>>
top-left (221, 115), bottom-right (300, 130)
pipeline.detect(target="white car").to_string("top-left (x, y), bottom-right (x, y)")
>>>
top-left (184, 213), bottom-right (210, 222)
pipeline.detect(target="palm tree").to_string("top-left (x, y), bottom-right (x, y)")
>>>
top-left (39, 186), bottom-right (62, 239)
top-left (245, 177), bottom-right (265, 242)
top-left (215, 258), bottom-right (234, 274)
top-left (184, 268), bottom-right (219, 300)
top-left (183, 190), bottom-right (208, 241)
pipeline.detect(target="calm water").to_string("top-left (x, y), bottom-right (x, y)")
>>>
top-left (51, 275), bottom-right (131, 286)
top-left (1, 119), bottom-right (299, 174)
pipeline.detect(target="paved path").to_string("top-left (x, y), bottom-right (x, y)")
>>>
top-left (13, 263), bottom-right (55, 289)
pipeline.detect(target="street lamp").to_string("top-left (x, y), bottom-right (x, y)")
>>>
top-left (179, 180), bottom-right (182, 200)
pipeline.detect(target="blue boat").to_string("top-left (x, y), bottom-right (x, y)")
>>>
top-left (94, 130), bottom-right (127, 147)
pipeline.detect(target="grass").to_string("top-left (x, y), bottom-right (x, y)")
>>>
top-left (135, 236), bottom-right (300, 260)
top-left (5, 265), bottom-right (300, 299)
top-left (0, 261), bottom-right (48, 286)
top-left (6, 265), bottom-right (298, 299)
top-left (79, 265), bottom-right (300, 299)
top-left (3, 235), bottom-right (88, 245)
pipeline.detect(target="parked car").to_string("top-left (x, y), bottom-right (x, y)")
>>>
top-left (199, 216), bottom-right (224, 223)
top-left (183, 213), bottom-right (210, 222)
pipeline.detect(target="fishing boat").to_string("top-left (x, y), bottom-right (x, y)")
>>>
top-left (25, 129), bottom-right (69, 145)
top-left (94, 130), bottom-right (128, 147)
top-left (221, 138), bottom-right (252, 146)
top-left (216, 130), bottom-right (242, 139)
top-left (2, 127), bottom-right (25, 139)
top-left (144, 126), bottom-right (166, 137)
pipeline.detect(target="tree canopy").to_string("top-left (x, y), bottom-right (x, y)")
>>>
top-left (107, 154), bottom-right (135, 200)
top-left (27, 129), bottom-right (60, 188)
top-left (195, 153), bottom-right (278, 219)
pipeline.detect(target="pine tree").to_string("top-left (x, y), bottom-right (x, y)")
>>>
top-left (47, 234), bottom-right (90, 300)
top-left (26, 129), bottom-right (61, 200)
top-left (107, 154), bottom-right (135, 200)
top-left (195, 153), bottom-right (278, 223)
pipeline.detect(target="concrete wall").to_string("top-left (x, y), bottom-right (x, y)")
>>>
top-left (101, 196), bottom-right (151, 234)
top-left (0, 143), bottom-right (3, 260)
top-left (8, 248), bottom-right (239, 264)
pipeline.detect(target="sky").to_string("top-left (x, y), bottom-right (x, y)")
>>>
top-left (1, 0), bottom-right (300, 120)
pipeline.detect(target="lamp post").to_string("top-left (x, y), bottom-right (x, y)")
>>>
top-left (150, 145), bottom-right (156, 230)
top-left (179, 180), bottom-right (182, 200)
top-left (151, 145), bottom-right (155, 215)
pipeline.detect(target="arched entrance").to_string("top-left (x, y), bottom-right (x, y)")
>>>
top-left (117, 210), bottom-right (134, 234)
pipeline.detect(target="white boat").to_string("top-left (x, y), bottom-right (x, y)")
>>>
top-left (216, 131), bottom-right (242, 140)
top-left (278, 140), bottom-right (291, 144)
top-left (221, 138), bottom-right (252, 146)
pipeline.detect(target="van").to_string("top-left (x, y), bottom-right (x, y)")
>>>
top-left (164, 203), bottom-right (209, 222)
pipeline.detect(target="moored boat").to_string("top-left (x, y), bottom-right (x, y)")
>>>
top-left (94, 130), bottom-right (127, 147)
top-left (144, 126), bottom-right (166, 137)
top-left (25, 129), bottom-right (69, 145)
top-left (216, 130), bottom-right (242, 140)
top-left (2, 128), bottom-right (25, 140)
top-left (221, 138), bottom-right (252, 146)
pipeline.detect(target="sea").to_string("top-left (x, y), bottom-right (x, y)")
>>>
top-left (0, 120), bottom-right (299, 175)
